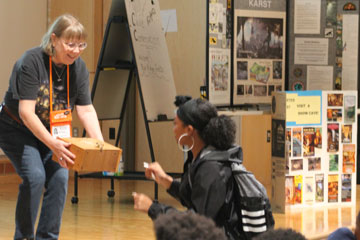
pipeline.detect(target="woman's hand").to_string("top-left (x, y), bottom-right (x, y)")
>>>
top-left (19, 100), bottom-right (75, 168)
top-left (132, 192), bottom-right (153, 213)
top-left (146, 162), bottom-right (173, 189)
top-left (50, 138), bottom-right (75, 168)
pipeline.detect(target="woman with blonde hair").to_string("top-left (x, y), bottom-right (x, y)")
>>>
top-left (0, 14), bottom-right (103, 239)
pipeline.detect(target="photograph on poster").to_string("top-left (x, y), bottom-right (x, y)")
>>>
top-left (336, 47), bottom-right (342, 58)
top-left (291, 159), bottom-right (303, 171)
top-left (210, 51), bottom-right (229, 91)
top-left (308, 157), bottom-right (321, 171)
top-left (236, 16), bottom-right (283, 59)
top-left (303, 127), bottom-right (315, 157)
top-left (344, 95), bottom-right (356, 123)
top-left (254, 85), bottom-right (267, 96)
top-left (327, 108), bottom-right (342, 122)
top-left (292, 127), bottom-right (302, 157)
top-left (273, 61), bottom-right (282, 79)
top-left (327, 123), bottom-right (339, 152)
top-left (343, 144), bottom-right (355, 173)
top-left (341, 174), bottom-right (352, 202)
top-left (249, 61), bottom-right (271, 83)
top-left (329, 154), bottom-right (339, 172)
top-left (286, 128), bottom-right (291, 157)
top-left (336, 36), bottom-right (342, 51)
top-left (314, 128), bottom-right (322, 149)
top-left (210, 37), bottom-right (218, 45)
top-left (245, 85), bottom-right (253, 95)
top-left (328, 174), bottom-right (339, 203)
top-left (315, 174), bottom-right (324, 202)
top-left (336, 57), bottom-right (342, 68)
top-left (209, 48), bottom-right (231, 105)
top-left (294, 175), bottom-right (302, 204)
top-left (324, 28), bottom-right (334, 38)
top-left (209, 2), bottom-right (223, 34)
top-left (341, 124), bottom-right (352, 143)
top-left (335, 70), bottom-right (342, 90)
top-left (293, 68), bottom-right (303, 78)
top-left (292, 81), bottom-right (304, 91)
top-left (304, 176), bottom-right (315, 204)
top-left (343, 2), bottom-right (356, 11)
top-left (285, 176), bottom-right (294, 205)
top-left (237, 84), bottom-right (244, 95)
top-left (237, 61), bottom-right (248, 80)
top-left (326, 0), bottom-right (337, 27)
top-left (328, 93), bottom-right (343, 106)
top-left (268, 85), bottom-right (275, 96)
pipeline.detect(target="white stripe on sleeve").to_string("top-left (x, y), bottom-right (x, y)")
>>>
top-left (243, 225), bottom-right (267, 233)
top-left (241, 209), bottom-right (265, 217)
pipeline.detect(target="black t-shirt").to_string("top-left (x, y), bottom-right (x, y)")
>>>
top-left (3, 47), bottom-right (91, 127)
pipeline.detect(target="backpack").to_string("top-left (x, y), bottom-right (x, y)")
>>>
top-left (189, 146), bottom-right (275, 240)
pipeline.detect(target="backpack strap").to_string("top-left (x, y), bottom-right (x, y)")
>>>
top-left (200, 145), bottom-right (243, 163)
top-left (187, 146), bottom-right (243, 190)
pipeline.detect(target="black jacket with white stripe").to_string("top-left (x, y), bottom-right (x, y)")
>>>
top-left (148, 146), bottom-right (234, 237)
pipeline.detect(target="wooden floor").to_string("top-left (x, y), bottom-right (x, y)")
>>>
top-left (0, 175), bottom-right (359, 240)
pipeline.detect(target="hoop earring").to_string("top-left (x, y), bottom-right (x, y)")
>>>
top-left (177, 133), bottom-right (194, 152)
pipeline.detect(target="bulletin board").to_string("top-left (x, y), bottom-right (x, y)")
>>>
top-left (232, 0), bottom-right (286, 105)
top-left (287, 0), bottom-right (359, 92)
top-left (271, 90), bottom-right (357, 213)
top-left (124, 0), bottom-right (177, 121)
top-left (206, 0), bottom-right (287, 107)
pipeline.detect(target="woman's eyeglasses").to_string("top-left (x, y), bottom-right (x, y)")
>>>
top-left (62, 41), bottom-right (87, 51)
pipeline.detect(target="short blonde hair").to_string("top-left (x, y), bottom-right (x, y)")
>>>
top-left (41, 14), bottom-right (87, 56)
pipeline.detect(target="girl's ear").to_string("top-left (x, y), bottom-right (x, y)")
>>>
top-left (186, 125), bottom-right (195, 136)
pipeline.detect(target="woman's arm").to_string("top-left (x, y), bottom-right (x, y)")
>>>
top-left (75, 104), bottom-right (103, 141)
top-left (19, 100), bottom-right (75, 167)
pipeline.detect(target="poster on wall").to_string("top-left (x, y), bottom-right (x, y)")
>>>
top-left (233, 9), bottom-right (286, 105)
top-left (207, 0), bottom-right (232, 106)
top-left (341, 14), bottom-right (358, 90)
top-left (209, 48), bottom-right (231, 105)
top-left (288, 0), bottom-right (359, 91)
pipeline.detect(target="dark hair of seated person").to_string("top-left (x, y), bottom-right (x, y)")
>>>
top-left (253, 228), bottom-right (307, 240)
top-left (175, 96), bottom-right (236, 150)
top-left (154, 211), bottom-right (227, 240)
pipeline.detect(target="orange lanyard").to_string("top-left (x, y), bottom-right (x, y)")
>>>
top-left (49, 56), bottom-right (70, 113)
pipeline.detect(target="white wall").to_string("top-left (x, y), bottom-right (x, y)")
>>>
top-left (0, 0), bottom-right (47, 100)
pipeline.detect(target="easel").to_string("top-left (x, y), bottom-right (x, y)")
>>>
top-left (71, 12), bottom-right (158, 204)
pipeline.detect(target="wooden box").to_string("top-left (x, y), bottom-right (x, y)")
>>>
top-left (53, 138), bottom-right (122, 172)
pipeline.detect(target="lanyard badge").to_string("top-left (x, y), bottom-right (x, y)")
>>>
top-left (49, 57), bottom-right (72, 138)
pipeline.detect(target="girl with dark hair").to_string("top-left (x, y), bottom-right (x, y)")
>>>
top-left (133, 96), bottom-right (239, 239)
